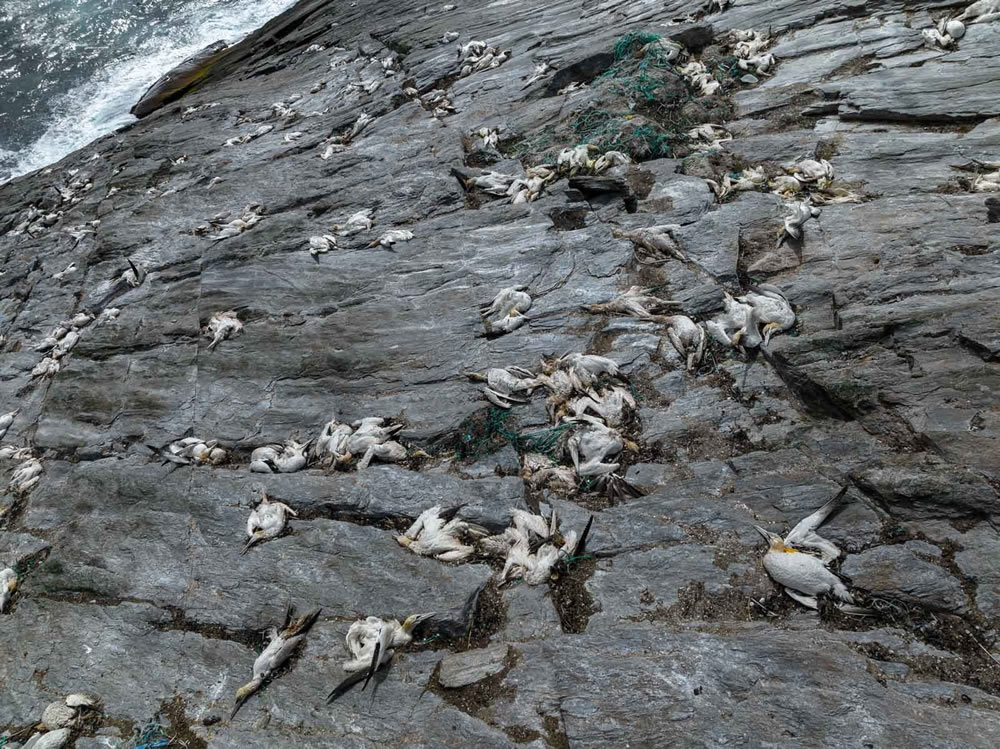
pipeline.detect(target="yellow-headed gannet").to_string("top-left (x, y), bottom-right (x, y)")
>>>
top-left (734, 284), bottom-right (796, 347)
top-left (754, 487), bottom-right (870, 614)
top-left (327, 613), bottom-right (434, 701)
top-left (232, 606), bottom-right (321, 718)
top-left (481, 285), bottom-right (532, 336)
top-left (242, 485), bottom-right (297, 554)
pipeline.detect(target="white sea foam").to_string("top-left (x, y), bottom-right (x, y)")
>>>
top-left (3, 0), bottom-right (296, 184)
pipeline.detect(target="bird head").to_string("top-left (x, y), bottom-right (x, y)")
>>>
top-left (401, 612), bottom-right (435, 633)
top-left (6, 576), bottom-right (19, 593)
top-left (753, 525), bottom-right (786, 551)
top-left (231, 678), bottom-right (261, 718)
top-left (762, 322), bottom-right (781, 346)
top-left (395, 535), bottom-right (412, 549)
top-left (624, 439), bottom-right (640, 453)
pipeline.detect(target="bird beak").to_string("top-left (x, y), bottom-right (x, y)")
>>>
top-left (240, 535), bottom-right (259, 555)
top-left (231, 683), bottom-right (254, 719)
top-left (752, 525), bottom-right (772, 541)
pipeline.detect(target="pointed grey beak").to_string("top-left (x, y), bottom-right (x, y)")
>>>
top-left (753, 525), bottom-right (772, 541)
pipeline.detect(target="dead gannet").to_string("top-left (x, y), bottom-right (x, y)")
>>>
top-left (481, 285), bottom-right (532, 336)
top-left (457, 40), bottom-right (510, 77)
top-left (0, 409), bottom-right (18, 440)
top-left (474, 127), bottom-right (500, 149)
top-left (309, 234), bottom-right (339, 256)
top-left (549, 352), bottom-right (622, 388)
top-left (327, 613), bottom-right (434, 701)
top-left (334, 208), bottom-right (375, 236)
top-left (151, 437), bottom-right (227, 467)
top-left (124, 258), bottom-right (147, 288)
top-left (205, 311), bottom-right (243, 350)
top-left (521, 61), bottom-right (553, 88)
top-left (789, 158), bottom-right (834, 187)
top-left (611, 225), bottom-right (687, 264)
top-left (520, 453), bottom-right (578, 494)
top-left (39, 693), bottom-right (101, 730)
top-left (224, 124), bottom-right (274, 147)
top-left (679, 61), bottom-right (720, 96)
top-left (465, 365), bottom-right (539, 409)
top-left (754, 487), bottom-right (871, 614)
top-left (704, 291), bottom-right (753, 348)
top-left (494, 508), bottom-right (594, 585)
top-left (641, 37), bottom-right (684, 63)
top-left (734, 284), bottom-right (796, 347)
top-left (567, 420), bottom-right (637, 478)
top-left (345, 417), bottom-right (406, 469)
top-left (322, 112), bottom-right (375, 155)
top-left (242, 485), bottom-right (298, 554)
top-left (959, 0), bottom-right (1000, 23)
top-left (8, 456), bottom-right (42, 494)
top-left (29, 356), bottom-right (59, 377)
top-left (593, 150), bottom-right (631, 173)
top-left (250, 440), bottom-right (309, 473)
top-left (1, 566), bottom-right (18, 612)
top-left (312, 416), bottom-right (354, 464)
top-left (687, 124), bottom-right (733, 152)
top-left (663, 315), bottom-right (706, 371)
top-left (780, 199), bottom-right (821, 243)
top-left (395, 505), bottom-right (487, 561)
top-left (371, 229), bottom-right (414, 248)
top-left (564, 385), bottom-right (636, 428)
top-left (922, 17), bottom-right (966, 49)
top-left (232, 606), bottom-right (321, 718)
top-left (584, 285), bottom-right (679, 320)
top-left (708, 166), bottom-right (766, 200)
top-left (558, 144), bottom-right (599, 175)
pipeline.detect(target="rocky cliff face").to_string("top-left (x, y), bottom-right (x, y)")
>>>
top-left (2, 0), bottom-right (1000, 746)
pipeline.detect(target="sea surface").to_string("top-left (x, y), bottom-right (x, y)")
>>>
top-left (0, 0), bottom-right (297, 183)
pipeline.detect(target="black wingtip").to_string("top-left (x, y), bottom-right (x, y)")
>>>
top-left (361, 641), bottom-right (381, 692)
top-left (440, 503), bottom-right (466, 524)
top-left (326, 669), bottom-right (368, 703)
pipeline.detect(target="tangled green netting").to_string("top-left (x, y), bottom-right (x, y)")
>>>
top-left (454, 408), bottom-right (575, 460)
top-left (569, 30), bottom-right (710, 160)
top-left (125, 718), bottom-right (172, 749)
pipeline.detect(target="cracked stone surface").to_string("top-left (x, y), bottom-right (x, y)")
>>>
top-left (2, 0), bottom-right (1000, 746)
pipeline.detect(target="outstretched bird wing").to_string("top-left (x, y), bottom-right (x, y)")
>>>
top-left (784, 487), bottom-right (847, 563)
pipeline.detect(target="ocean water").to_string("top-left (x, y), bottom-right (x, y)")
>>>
top-left (0, 0), bottom-right (297, 183)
